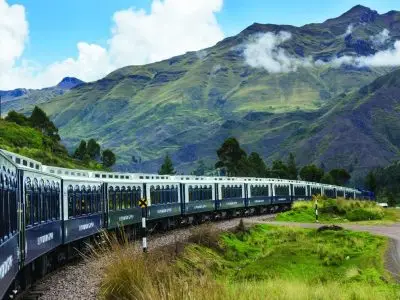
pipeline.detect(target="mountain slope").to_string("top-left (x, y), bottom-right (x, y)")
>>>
top-left (14, 5), bottom-right (400, 174)
top-left (0, 77), bottom-right (84, 116)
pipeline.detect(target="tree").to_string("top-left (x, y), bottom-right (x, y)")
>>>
top-left (5, 110), bottom-right (30, 126)
top-left (159, 154), bottom-right (176, 175)
top-left (87, 139), bottom-right (101, 159)
top-left (247, 152), bottom-right (267, 177)
top-left (329, 169), bottom-right (351, 186)
top-left (321, 173), bottom-right (335, 184)
top-left (299, 164), bottom-right (324, 182)
top-left (191, 160), bottom-right (206, 176)
top-left (215, 137), bottom-right (247, 176)
top-left (74, 140), bottom-right (87, 160)
top-left (102, 149), bottom-right (116, 168)
top-left (364, 171), bottom-right (377, 193)
top-left (270, 160), bottom-right (289, 179)
top-left (287, 153), bottom-right (298, 180)
top-left (387, 193), bottom-right (397, 207)
top-left (29, 106), bottom-right (60, 141)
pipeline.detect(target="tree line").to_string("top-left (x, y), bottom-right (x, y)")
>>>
top-left (4, 107), bottom-right (116, 168)
top-left (73, 139), bottom-right (116, 168)
top-left (364, 162), bottom-right (400, 206)
top-left (159, 137), bottom-right (351, 187)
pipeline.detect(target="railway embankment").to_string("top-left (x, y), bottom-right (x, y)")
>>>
top-left (32, 207), bottom-right (400, 300)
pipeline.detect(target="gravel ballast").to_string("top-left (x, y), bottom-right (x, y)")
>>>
top-left (36, 215), bottom-right (275, 300)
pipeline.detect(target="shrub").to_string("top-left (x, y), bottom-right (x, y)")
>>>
top-left (346, 208), bottom-right (384, 221)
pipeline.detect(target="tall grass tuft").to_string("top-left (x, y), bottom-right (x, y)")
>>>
top-left (278, 196), bottom-right (385, 222)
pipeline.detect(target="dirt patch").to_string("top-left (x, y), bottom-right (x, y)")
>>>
top-left (386, 239), bottom-right (400, 283)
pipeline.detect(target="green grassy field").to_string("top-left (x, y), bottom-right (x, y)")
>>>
top-left (276, 197), bottom-right (400, 224)
top-left (99, 224), bottom-right (400, 300)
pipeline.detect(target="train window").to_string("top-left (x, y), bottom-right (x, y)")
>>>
top-left (121, 187), bottom-right (129, 209)
top-left (95, 174), bottom-right (100, 178)
top-left (294, 186), bottom-right (306, 196)
top-left (251, 185), bottom-right (269, 197)
top-left (68, 186), bottom-right (74, 218)
top-left (133, 187), bottom-right (141, 207)
top-left (23, 160), bottom-right (27, 166)
top-left (189, 185), bottom-right (212, 201)
top-left (75, 186), bottom-right (82, 216)
top-left (30, 162), bottom-right (34, 168)
top-left (109, 175), bottom-right (113, 178)
top-left (140, 176), bottom-right (144, 179)
top-left (221, 185), bottom-right (242, 199)
top-left (109, 187), bottom-right (115, 211)
top-left (275, 185), bottom-right (290, 196)
top-left (16, 157), bottom-right (21, 164)
top-left (146, 176), bottom-right (149, 179)
top-left (115, 187), bottom-right (122, 210)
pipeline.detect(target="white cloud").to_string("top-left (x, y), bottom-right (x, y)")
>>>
top-left (0, 0), bottom-right (224, 90)
top-left (328, 41), bottom-right (400, 68)
top-left (243, 31), bottom-right (312, 73)
top-left (370, 29), bottom-right (390, 47)
top-left (343, 24), bottom-right (354, 37)
top-left (0, 0), bottom-right (28, 70)
top-left (109, 0), bottom-right (224, 68)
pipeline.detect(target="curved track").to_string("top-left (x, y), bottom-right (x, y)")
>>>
top-left (26, 217), bottom-right (400, 299)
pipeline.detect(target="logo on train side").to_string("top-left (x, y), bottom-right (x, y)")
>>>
top-left (157, 208), bottom-right (172, 214)
top-left (0, 256), bottom-right (13, 280)
top-left (37, 232), bottom-right (54, 246)
top-left (119, 215), bottom-right (134, 222)
top-left (79, 222), bottom-right (94, 231)
top-left (193, 204), bottom-right (207, 209)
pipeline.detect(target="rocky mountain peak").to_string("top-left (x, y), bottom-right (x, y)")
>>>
top-left (57, 77), bottom-right (84, 89)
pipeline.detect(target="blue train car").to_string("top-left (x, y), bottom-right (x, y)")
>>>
top-left (272, 181), bottom-right (292, 205)
top-left (177, 176), bottom-right (216, 216)
top-left (21, 169), bottom-right (63, 266)
top-left (0, 154), bottom-right (19, 300)
top-left (216, 178), bottom-right (246, 212)
top-left (246, 180), bottom-right (272, 207)
top-left (142, 175), bottom-right (181, 228)
top-left (61, 174), bottom-right (103, 244)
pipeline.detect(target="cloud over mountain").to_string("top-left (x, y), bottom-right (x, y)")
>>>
top-left (243, 31), bottom-right (312, 73)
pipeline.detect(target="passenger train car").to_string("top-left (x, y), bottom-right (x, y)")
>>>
top-left (0, 149), bottom-right (364, 299)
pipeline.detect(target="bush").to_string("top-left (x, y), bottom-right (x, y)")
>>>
top-left (346, 208), bottom-right (384, 221)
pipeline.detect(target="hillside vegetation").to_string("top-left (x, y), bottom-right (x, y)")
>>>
top-left (277, 197), bottom-right (400, 223)
top-left (0, 110), bottom-right (104, 170)
top-left (99, 224), bottom-right (399, 300)
top-left (11, 5), bottom-right (400, 175)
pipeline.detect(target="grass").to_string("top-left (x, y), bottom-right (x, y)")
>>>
top-left (0, 119), bottom-right (104, 170)
top-left (276, 196), bottom-right (399, 224)
top-left (98, 223), bottom-right (400, 300)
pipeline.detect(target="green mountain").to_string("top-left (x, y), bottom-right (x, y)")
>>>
top-left (0, 77), bottom-right (84, 116)
top-left (10, 5), bottom-right (400, 175)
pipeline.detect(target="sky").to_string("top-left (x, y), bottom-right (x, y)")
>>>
top-left (1, 0), bottom-right (400, 90)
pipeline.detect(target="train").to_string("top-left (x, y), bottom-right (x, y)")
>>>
top-left (0, 149), bottom-right (372, 299)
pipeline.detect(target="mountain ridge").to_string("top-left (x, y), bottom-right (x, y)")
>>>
top-left (3, 5), bottom-right (400, 179)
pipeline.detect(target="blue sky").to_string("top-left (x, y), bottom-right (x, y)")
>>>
top-left (7, 0), bottom-right (400, 66)
top-left (1, 0), bottom-right (400, 89)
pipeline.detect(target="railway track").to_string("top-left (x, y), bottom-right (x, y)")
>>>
top-left (18, 214), bottom-right (277, 300)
